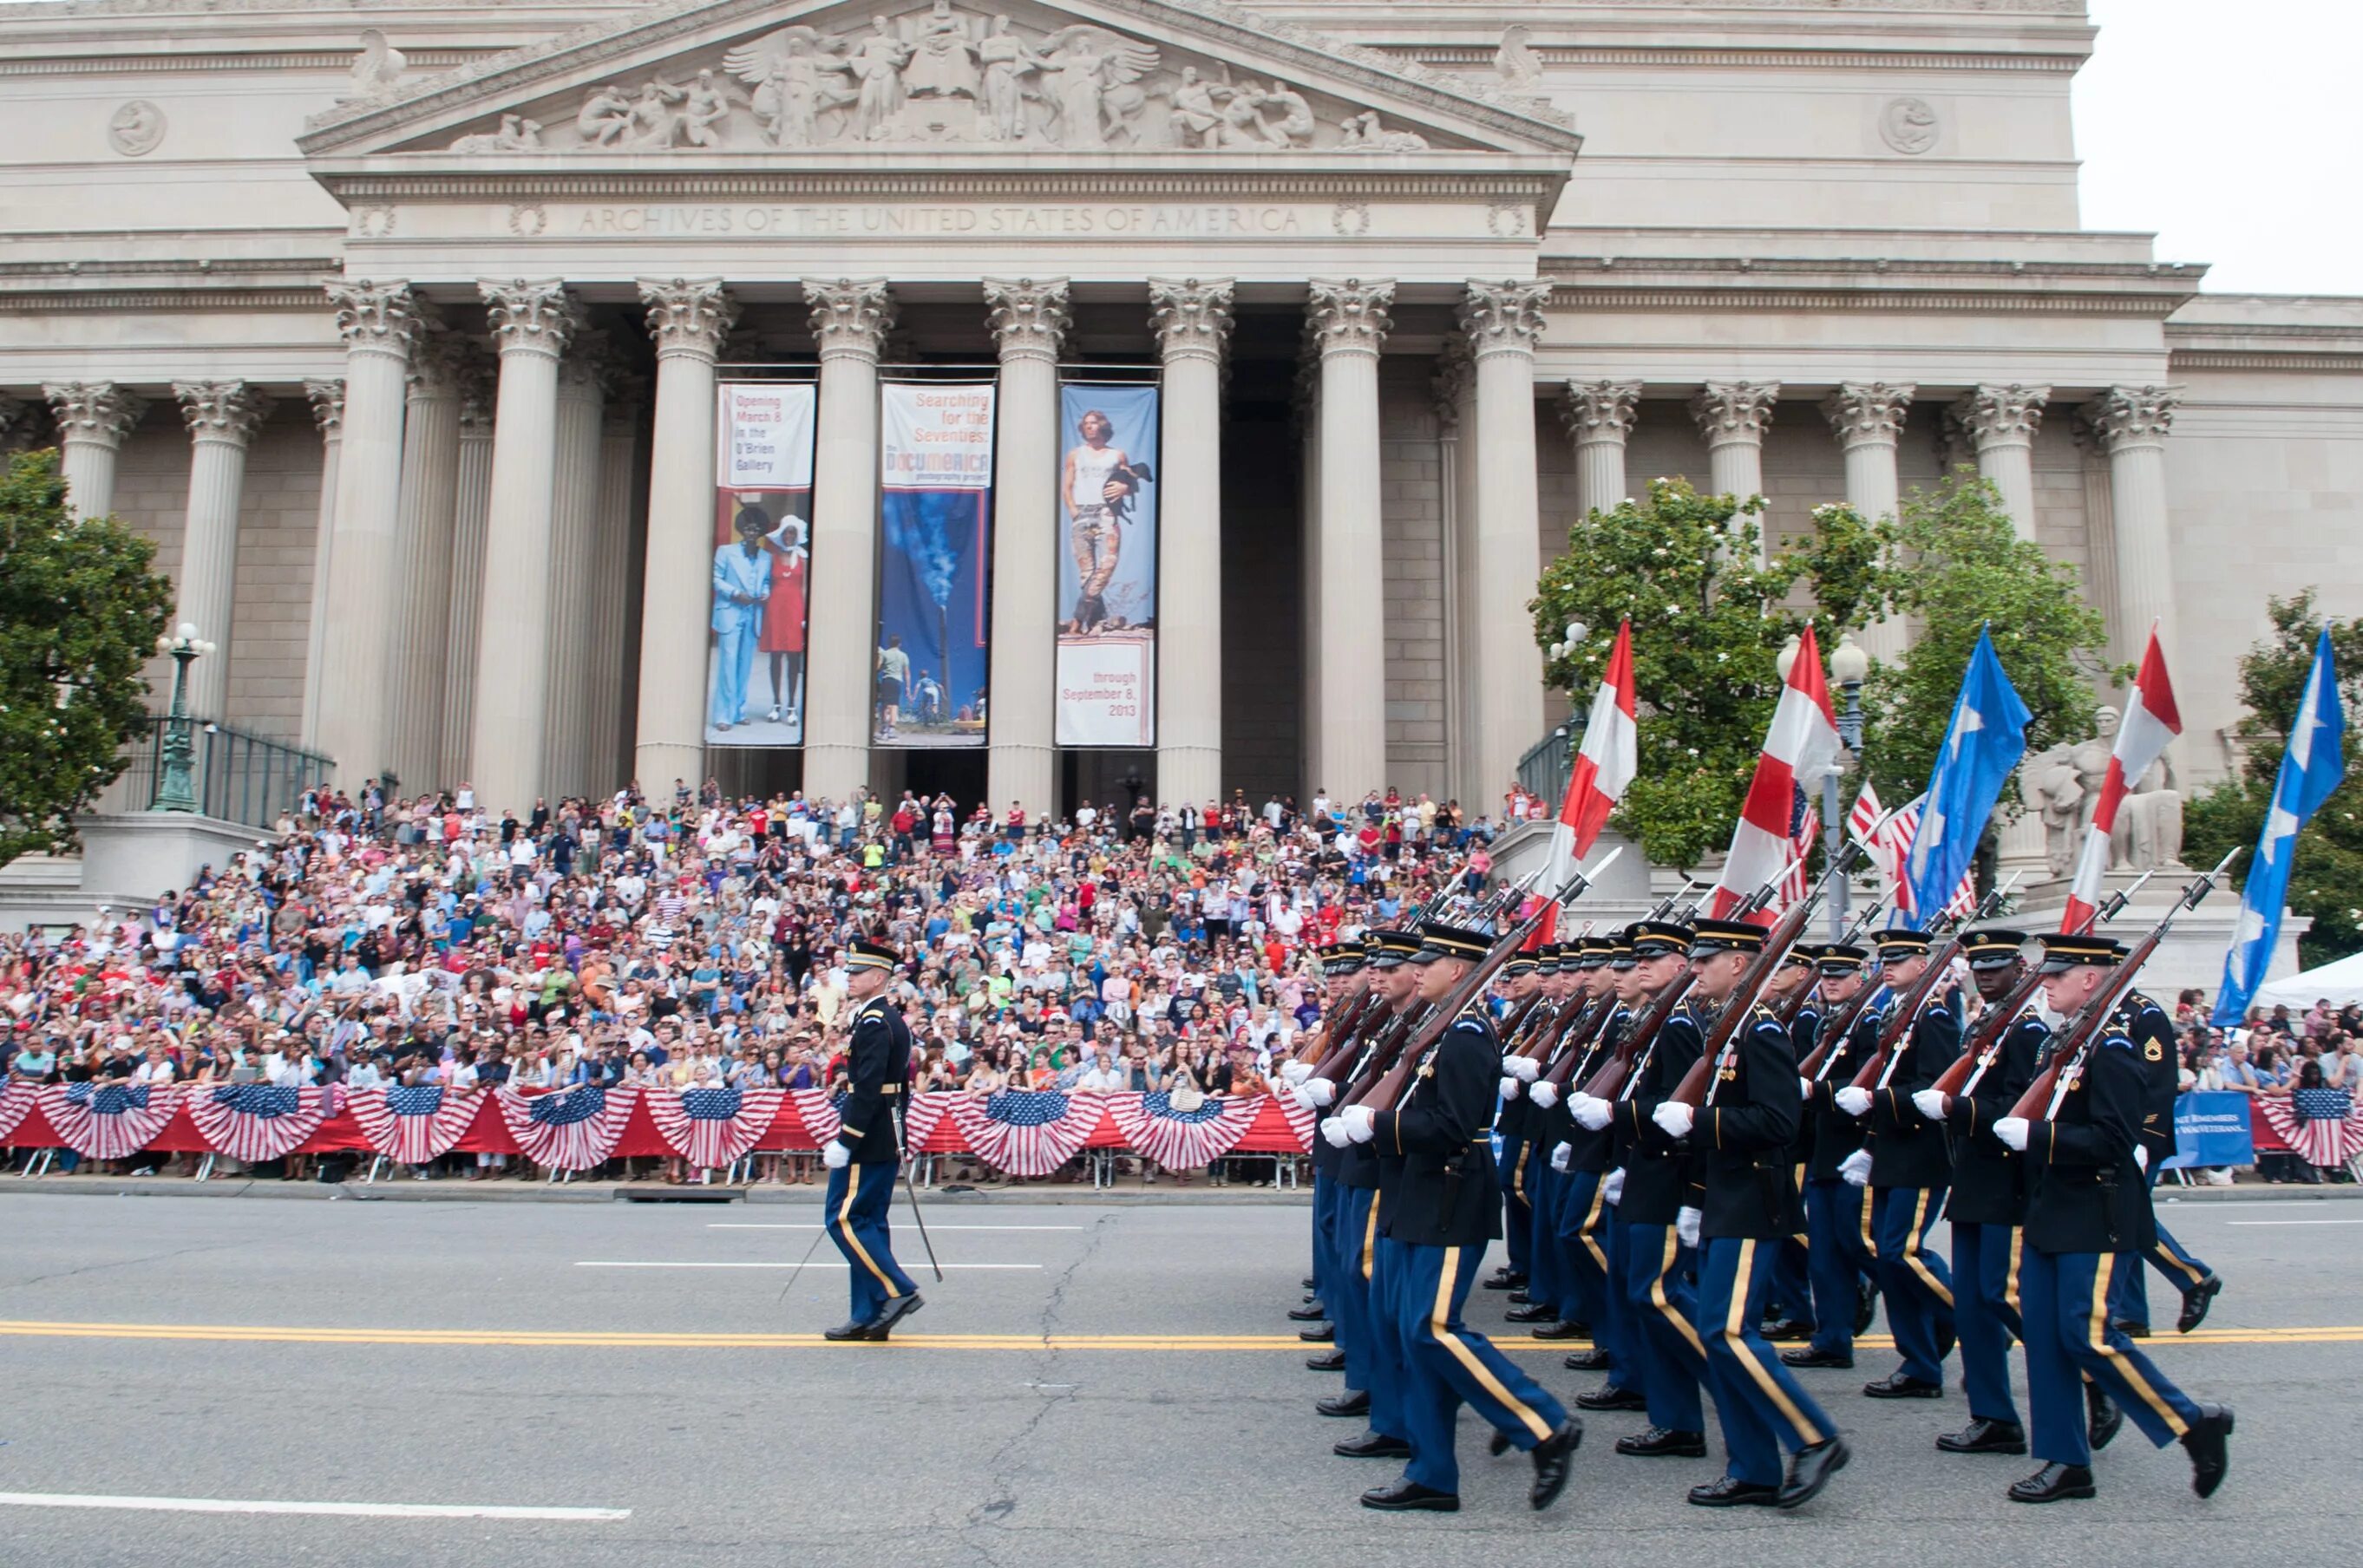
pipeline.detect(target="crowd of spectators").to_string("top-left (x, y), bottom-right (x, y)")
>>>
top-left (2168, 987), bottom-right (2363, 1184)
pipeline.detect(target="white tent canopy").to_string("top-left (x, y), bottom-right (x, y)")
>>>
top-left (2252, 950), bottom-right (2363, 1012)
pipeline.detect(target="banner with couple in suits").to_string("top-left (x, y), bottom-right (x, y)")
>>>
top-left (707, 382), bottom-right (816, 748)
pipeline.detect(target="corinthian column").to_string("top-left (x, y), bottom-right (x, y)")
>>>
top-left (1561, 379), bottom-right (1640, 521)
top-left (1823, 381), bottom-right (1915, 663)
top-left (633, 279), bottom-right (739, 794)
top-left (43, 382), bottom-right (146, 519)
top-left (470, 278), bottom-right (579, 815)
top-left (442, 367), bottom-right (494, 786)
top-left (2087, 385), bottom-right (2183, 666)
top-left (317, 280), bottom-right (419, 784)
top-left (802, 279), bottom-right (894, 805)
top-left (1435, 342), bottom-right (1479, 807)
top-left (170, 380), bottom-right (272, 720)
top-left (1950, 383), bottom-right (2049, 539)
top-left (1463, 281), bottom-right (1551, 805)
top-left (541, 331), bottom-right (609, 797)
top-left (1691, 381), bottom-right (1778, 558)
top-left (299, 379), bottom-right (344, 750)
top-left (1149, 278), bottom-right (1234, 809)
top-left (589, 379), bottom-right (643, 791)
top-left (385, 332), bottom-right (464, 790)
top-left (1307, 278), bottom-right (1392, 802)
top-left (983, 277), bottom-right (1070, 815)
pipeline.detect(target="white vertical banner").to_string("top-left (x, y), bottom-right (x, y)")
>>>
top-left (706, 382), bottom-right (817, 747)
top-left (717, 383), bottom-right (816, 489)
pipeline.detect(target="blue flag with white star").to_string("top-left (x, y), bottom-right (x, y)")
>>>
top-left (2215, 627), bottom-right (2345, 1025)
top-left (1905, 627), bottom-right (2032, 927)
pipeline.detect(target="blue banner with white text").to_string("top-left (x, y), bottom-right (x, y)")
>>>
top-left (874, 382), bottom-right (994, 747)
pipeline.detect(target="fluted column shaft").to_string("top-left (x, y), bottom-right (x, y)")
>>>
top-left (1692, 381), bottom-right (1778, 560)
top-left (1825, 382), bottom-right (1915, 663)
top-left (1562, 379), bottom-right (1640, 522)
top-left (2090, 385), bottom-right (2183, 666)
top-left (1309, 278), bottom-right (1392, 803)
top-left (442, 382), bottom-right (494, 787)
top-left (1150, 278), bottom-right (1234, 809)
top-left (171, 381), bottom-right (271, 719)
top-left (1954, 384), bottom-right (2049, 541)
top-left (299, 380), bottom-right (344, 751)
top-left (318, 282), bottom-right (419, 784)
top-left (1463, 282), bottom-right (1551, 806)
top-left (386, 341), bottom-right (463, 790)
top-left (589, 389), bottom-right (641, 792)
top-left (541, 336), bottom-right (608, 797)
top-left (1435, 344), bottom-right (1477, 807)
top-left (984, 278), bottom-right (1070, 815)
top-left (802, 279), bottom-right (895, 805)
top-left (44, 382), bottom-right (145, 520)
top-left (470, 279), bottom-right (579, 814)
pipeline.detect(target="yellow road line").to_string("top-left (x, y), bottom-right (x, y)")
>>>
top-left (1, 1320), bottom-right (2357, 1350)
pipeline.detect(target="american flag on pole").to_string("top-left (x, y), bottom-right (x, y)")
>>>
top-left (2063, 627), bottom-right (2181, 932)
top-left (1850, 784), bottom-right (1976, 923)
top-left (1550, 618), bottom-right (1639, 888)
top-left (1107, 1090), bottom-right (1263, 1170)
top-left (942, 1089), bottom-right (1106, 1178)
top-left (39, 1081), bottom-right (180, 1160)
top-left (494, 1083), bottom-right (638, 1172)
top-left (0, 1079), bottom-right (38, 1144)
top-left (347, 1085), bottom-right (483, 1164)
top-left (646, 1086), bottom-right (783, 1169)
top-left (1712, 626), bottom-right (1843, 919)
top-left (187, 1083), bottom-right (337, 1164)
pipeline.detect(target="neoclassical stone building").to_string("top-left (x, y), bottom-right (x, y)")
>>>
top-left (2, 0), bottom-right (2357, 819)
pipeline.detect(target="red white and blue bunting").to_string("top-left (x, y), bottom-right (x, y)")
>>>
top-left (39, 1082), bottom-right (181, 1160)
top-left (646, 1085), bottom-right (783, 1168)
top-left (186, 1084), bottom-right (338, 1164)
top-left (494, 1083), bottom-right (638, 1172)
top-left (346, 1085), bottom-right (484, 1165)
top-left (1107, 1091), bottom-right (1265, 1171)
top-left (940, 1089), bottom-right (1106, 1179)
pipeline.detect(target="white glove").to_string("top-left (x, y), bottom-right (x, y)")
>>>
top-left (1509, 1055), bottom-right (1541, 1082)
top-left (1798, 1076), bottom-right (1813, 1100)
top-left (822, 1140), bottom-right (851, 1170)
top-left (1529, 1080), bottom-right (1560, 1109)
top-left (2135, 1145), bottom-right (2149, 1172)
top-left (1993, 1116), bottom-right (2030, 1153)
top-left (1911, 1088), bottom-right (1948, 1121)
top-left (1838, 1147), bottom-right (1873, 1187)
top-left (1280, 1060), bottom-right (1312, 1087)
top-left (1676, 1205), bottom-right (1702, 1249)
top-left (1341, 1105), bottom-right (1377, 1144)
top-left (1835, 1086), bottom-right (1874, 1118)
top-left (1292, 1083), bottom-right (1318, 1111)
top-left (1653, 1101), bottom-right (1695, 1140)
top-left (1573, 1094), bottom-right (1613, 1132)
top-left (1550, 1141), bottom-right (1572, 1173)
top-left (1602, 1167), bottom-right (1626, 1205)
top-left (1303, 1077), bottom-right (1338, 1108)
top-left (1498, 1075), bottom-right (1521, 1101)
top-left (1320, 1116), bottom-right (1352, 1149)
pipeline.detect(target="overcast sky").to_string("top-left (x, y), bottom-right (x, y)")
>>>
top-left (2076, 0), bottom-right (2362, 296)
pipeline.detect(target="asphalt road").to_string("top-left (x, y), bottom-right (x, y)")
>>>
top-left (2, 1189), bottom-right (2358, 1568)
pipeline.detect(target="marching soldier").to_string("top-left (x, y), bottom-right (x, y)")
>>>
top-left (1339, 920), bottom-right (1581, 1513)
top-left (1564, 931), bottom-right (1656, 1414)
top-left (1491, 948), bottom-right (1545, 1307)
top-left (1784, 943), bottom-right (1882, 1371)
top-left (1522, 947), bottom-right (1593, 1343)
top-left (1286, 942), bottom-right (1368, 1362)
top-left (1991, 933), bottom-right (2233, 1503)
top-left (820, 938), bottom-right (924, 1343)
top-left (2107, 989), bottom-right (2225, 1337)
top-left (1539, 939), bottom-right (1621, 1366)
top-left (1758, 944), bottom-right (1821, 1341)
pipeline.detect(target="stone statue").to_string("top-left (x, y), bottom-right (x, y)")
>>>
top-left (1338, 110), bottom-right (1429, 152)
top-left (577, 83), bottom-right (636, 147)
top-left (848, 16), bottom-right (914, 140)
top-left (2118, 748), bottom-right (2185, 871)
top-left (449, 114), bottom-right (544, 154)
top-left (1035, 25), bottom-right (1156, 149)
top-left (1261, 84), bottom-right (1314, 147)
top-left (1169, 65), bottom-right (1222, 147)
top-left (975, 16), bottom-right (1042, 141)
top-left (2022, 707), bottom-right (2186, 878)
top-left (627, 78), bottom-right (690, 148)
top-left (1495, 24), bottom-right (1543, 93)
top-left (906, 0), bottom-right (980, 100)
top-left (1214, 80), bottom-right (1273, 149)
top-left (678, 69), bottom-right (738, 148)
top-left (2021, 742), bottom-right (2086, 878)
top-left (350, 29), bottom-right (406, 95)
top-left (723, 27), bottom-right (855, 147)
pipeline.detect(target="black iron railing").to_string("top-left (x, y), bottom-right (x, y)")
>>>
top-left (121, 715), bottom-right (334, 829)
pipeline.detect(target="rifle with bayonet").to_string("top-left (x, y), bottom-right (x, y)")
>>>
top-left (1928, 868), bottom-right (2144, 1104)
top-left (1670, 847), bottom-right (1864, 1108)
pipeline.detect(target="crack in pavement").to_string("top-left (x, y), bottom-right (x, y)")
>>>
top-left (0, 1238), bottom-right (250, 1294)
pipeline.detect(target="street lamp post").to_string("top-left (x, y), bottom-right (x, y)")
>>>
top-left (1781, 631), bottom-right (1872, 941)
top-left (152, 622), bottom-right (215, 814)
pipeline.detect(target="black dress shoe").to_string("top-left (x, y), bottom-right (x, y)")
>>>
top-left (1306, 1349), bottom-right (1347, 1373)
top-left (1862, 1373), bottom-right (1943, 1400)
top-left (1299, 1323), bottom-right (1335, 1343)
top-left (1576, 1385), bottom-right (1647, 1412)
top-left (2008, 1461), bottom-right (2097, 1503)
top-left (1781, 1347), bottom-right (1854, 1369)
top-left (1360, 1479), bottom-right (1457, 1511)
top-left (2112, 1317), bottom-right (2152, 1340)
top-left (1778, 1437), bottom-right (1849, 1508)
top-left (1317, 1390), bottom-right (1371, 1419)
top-left (2182, 1403), bottom-right (2234, 1498)
top-left (822, 1317), bottom-right (877, 1342)
top-left (1506, 1290), bottom-right (1533, 1305)
top-left (1855, 1279), bottom-right (1878, 1336)
top-left (1564, 1349), bottom-right (1612, 1372)
top-left (1289, 1302), bottom-right (1328, 1322)
top-left (1531, 1319), bottom-right (1587, 1341)
top-left (1529, 1420), bottom-right (1583, 1510)
top-left (867, 1293), bottom-right (924, 1340)
top-left (2086, 1383), bottom-right (2123, 1451)
top-left (1761, 1317), bottom-right (1813, 1343)
top-left (1505, 1303), bottom-right (1557, 1323)
top-left (1615, 1426), bottom-right (1707, 1458)
top-left (1689, 1477), bottom-right (1780, 1507)
top-left (1489, 1429), bottom-right (1513, 1458)
top-left (1303, 1275), bottom-right (1318, 1290)
top-left (1937, 1418), bottom-right (2028, 1455)
top-left (2179, 1275), bottom-right (2224, 1334)
top-left (1335, 1431), bottom-right (1413, 1460)
top-left (1482, 1271), bottom-right (1527, 1292)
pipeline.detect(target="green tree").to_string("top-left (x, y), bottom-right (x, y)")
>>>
top-left (0, 448), bottom-right (175, 867)
top-left (2183, 591), bottom-right (2363, 968)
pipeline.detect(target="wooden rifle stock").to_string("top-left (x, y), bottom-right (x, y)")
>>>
top-left (1580, 970), bottom-right (1695, 1100)
top-left (1668, 883), bottom-right (1826, 1108)
top-left (1930, 963), bottom-right (2048, 1100)
top-left (1354, 898), bottom-right (1563, 1115)
top-left (1335, 1003), bottom-right (1428, 1107)
top-left (1306, 983), bottom-right (1384, 1081)
top-left (1796, 979), bottom-right (1876, 1081)
top-left (1537, 993), bottom-right (1618, 1088)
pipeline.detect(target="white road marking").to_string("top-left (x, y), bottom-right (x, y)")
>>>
top-left (708, 1223), bottom-right (1082, 1232)
top-left (575, 1260), bottom-right (1042, 1270)
top-left (2222, 1218), bottom-right (2363, 1225)
top-left (0, 1492), bottom-right (628, 1522)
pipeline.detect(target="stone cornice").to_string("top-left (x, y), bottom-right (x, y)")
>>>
top-left (2169, 350), bottom-right (2363, 375)
top-left (1398, 46), bottom-right (2083, 75)
top-left (0, 287), bottom-right (332, 314)
top-left (0, 49), bottom-right (484, 79)
top-left (319, 167), bottom-right (1563, 200)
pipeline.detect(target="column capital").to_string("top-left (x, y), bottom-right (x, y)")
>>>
top-left (1148, 277), bottom-right (1234, 364)
top-left (601, 367), bottom-right (648, 433)
top-left (481, 278), bottom-right (582, 360)
top-left (1560, 378), bottom-right (1641, 445)
top-left (325, 279), bottom-right (421, 357)
top-left (1307, 278), bottom-right (1393, 357)
top-left (557, 329), bottom-right (613, 399)
top-left (803, 278), bottom-right (896, 362)
top-left (637, 278), bottom-right (738, 361)
top-left (1823, 381), bottom-right (1915, 448)
top-left (1690, 381), bottom-right (1779, 448)
top-left (405, 324), bottom-right (470, 400)
top-left (1431, 336), bottom-right (1474, 430)
top-left (2085, 384), bottom-right (2183, 454)
top-left (1950, 382), bottom-right (2050, 448)
top-left (304, 378), bottom-right (346, 438)
top-left (173, 380), bottom-right (273, 446)
top-left (983, 277), bottom-right (1072, 363)
top-left (1460, 279), bottom-right (1549, 360)
top-left (43, 382), bottom-right (146, 444)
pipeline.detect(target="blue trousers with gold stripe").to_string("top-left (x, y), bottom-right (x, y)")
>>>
top-left (1699, 1236), bottom-right (1840, 1486)
top-left (1555, 1167), bottom-right (1614, 1343)
top-left (2108, 1165), bottom-right (2214, 1328)
top-left (1332, 1185), bottom-right (1402, 1440)
top-left (1525, 1162), bottom-right (1563, 1320)
top-left (1596, 1200), bottom-right (1640, 1394)
top-left (1496, 1133), bottom-right (1532, 1279)
top-left (1952, 1221), bottom-right (2026, 1428)
top-left (1873, 1185), bottom-right (1956, 1383)
top-left (1388, 1238), bottom-right (1571, 1493)
top-left (1309, 1171), bottom-right (1334, 1303)
top-left (1621, 1218), bottom-right (1706, 1434)
top-left (824, 1159), bottom-right (917, 1324)
top-left (2022, 1248), bottom-right (2201, 1467)
top-left (1804, 1179), bottom-right (1880, 1356)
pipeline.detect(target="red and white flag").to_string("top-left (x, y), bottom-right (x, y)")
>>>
top-left (1549, 618), bottom-right (1638, 889)
top-left (1850, 783), bottom-right (1975, 924)
top-left (2061, 627), bottom-right (2181, 932)
top-left (1712, 626), bottom-right (1843, 920)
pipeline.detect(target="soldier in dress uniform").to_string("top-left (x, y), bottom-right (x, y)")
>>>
top-left (1338, 920), bottom-right (1582, 1513)
top-left (2105, 989), bottom-right (2225, 1337)
top-left (1286, 941), bottom-right (1368, 1364)
top-left (1921, 929), bottom-right (2049, 1456)
top-left (820, 938), bottom-right (924, 1342)
top-left (1565, 931), bottom-right (1654, 1414)
top-left (1519, 947), bottom-right (1590, 1343)
top-left (1655, 918), bottom-right (1849, 1509)
top-left (1489, 949), bottom-right (1545, 1303)
top-left (1537, 938), bottom-right (1621, 1368)
top-left (1990, 933), bottom-right (2233, 1504)
top-left (1836, 930), bottom-right (1960, 1400)
top-left (1758, 944), bottom-right (1821, 1342)
top-left (1784, 943), bottom-right (1882, 1371)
